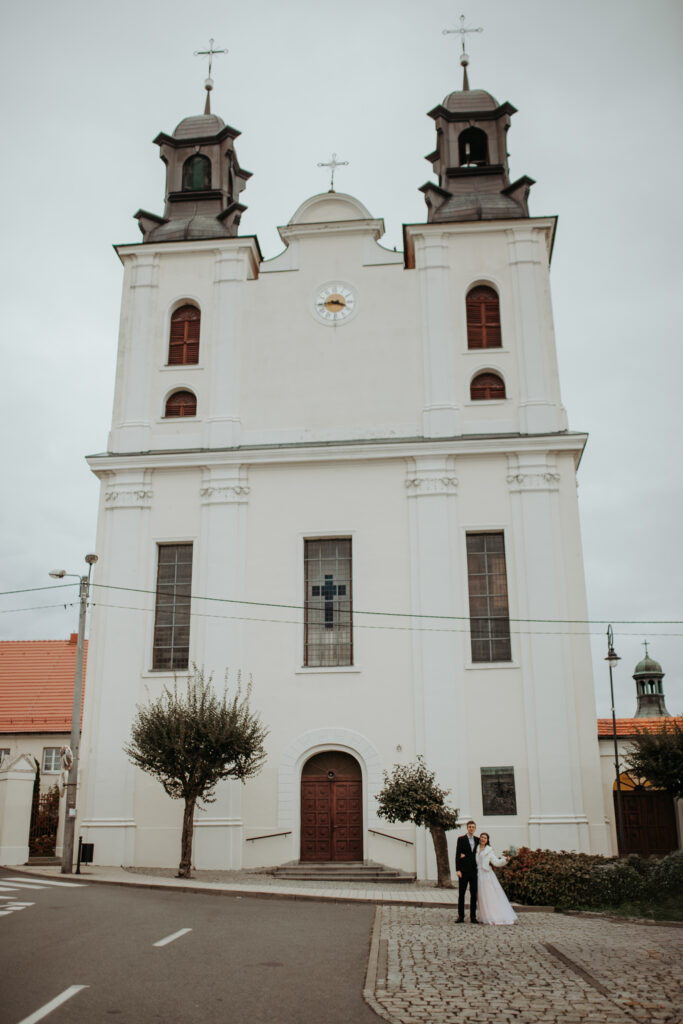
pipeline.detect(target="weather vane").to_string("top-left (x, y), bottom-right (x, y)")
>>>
top-left (194, 38), bottom-right (228, 113)
top-left (317, 153), bottom-right (349, 193)
top-left (442, 14), bottom-right (483, 88)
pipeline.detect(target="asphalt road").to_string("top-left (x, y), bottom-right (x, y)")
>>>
top-left (0, 869), bottom-right (380, 1024)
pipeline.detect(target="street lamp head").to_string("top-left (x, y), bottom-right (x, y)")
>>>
top-left (605, 646), bottom-right (620, 669)
top-left (49, 569), bottom-right (67, 579)
top-left (85, 553), bottom-right (98, 566)
top-left (605, 623), bottom-right (620, 668)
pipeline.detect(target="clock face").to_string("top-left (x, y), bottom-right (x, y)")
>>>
top-left (314, 283), bottom-right (357, 323)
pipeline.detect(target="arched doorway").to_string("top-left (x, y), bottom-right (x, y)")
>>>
top-left (300, 751), bottom-right (363, 862)
top-left (615, 771), bottom-right (678, 857)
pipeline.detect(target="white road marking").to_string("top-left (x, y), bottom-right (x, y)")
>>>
top-left (0, 882), bottom-right (46, 890)
top-left (153, 927), bottom-right (192, 947)
top-left (0, 885), bottom-right (23, 892)
top-left (3, 877), bottom-right (87, 887)
top-left (0, 910), bottom-right (12, 916)
top-left (16, 985), bottom-right (88, 1024)
top-left (7, 902), bottom-right (35, 909)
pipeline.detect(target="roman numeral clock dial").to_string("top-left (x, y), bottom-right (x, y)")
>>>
top-left (313, 283), bottom-right (357, 324)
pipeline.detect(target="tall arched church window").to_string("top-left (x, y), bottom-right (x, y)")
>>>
top-left (182, 154), bottom-right (211, 191)
top-left (458, 127), bottom-right (488, 167)
top-left (470, 372), bottom-right (506, 401)
top-left (466, 286), bottom-right (502, 349)
top-left (164, 390), bottom-right (197, 418)
top-left (168, 305), bottom-right (200, 365)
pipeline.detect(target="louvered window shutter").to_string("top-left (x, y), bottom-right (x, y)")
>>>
top-left (168, 305), bottom-right (200, 365)
top-left (470, 372), bottom-right (506, 401)
top-left (466, 287), bottom-right (502, 348)
top-left (165, 390), bottom-right (197, 418)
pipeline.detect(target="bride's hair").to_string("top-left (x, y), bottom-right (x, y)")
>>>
top-left (479, 832), bottom-right (491, 846)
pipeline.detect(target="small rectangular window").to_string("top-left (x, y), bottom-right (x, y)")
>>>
top-left (481, 766), bottom-right (517, 816)
top-left (152, 543), bottom-right (193, 670)
top-left (466, 532), bottom-right (512, 663)
top-left (304, 538), bottom-right (352, 667)
top-left (42, 747), bottom-right (61, 773)
top-left (0, 748), bottom-right (11, 767)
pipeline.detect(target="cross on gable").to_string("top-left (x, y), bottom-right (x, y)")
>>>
top-left (317, 153), bottom-right (349, 193)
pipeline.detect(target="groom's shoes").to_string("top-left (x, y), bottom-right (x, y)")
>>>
top-left (471, 919), bottom-right (480, 924)
top-left (456, 917), bottom-right (465, 923)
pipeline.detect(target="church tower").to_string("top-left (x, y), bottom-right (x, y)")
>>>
top-left (80, 48), bottom-right (610, 874)
top-left (633, 644), bottom-right (670, 717)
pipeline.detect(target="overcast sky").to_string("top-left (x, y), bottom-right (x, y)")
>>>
top-left (1, 0), bottom-right (681, 717)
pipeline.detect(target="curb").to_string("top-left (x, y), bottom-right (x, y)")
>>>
top-left (363, 907), bottom-right (397, 1024)
top-left (6, 867), bottom-right (461, 909)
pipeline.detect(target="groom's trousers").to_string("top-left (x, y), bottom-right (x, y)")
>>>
top-left (458, 870), bottom-right (478, 920)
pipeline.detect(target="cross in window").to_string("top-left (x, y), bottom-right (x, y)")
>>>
top-left (312, 574), bottom-right (347, 629)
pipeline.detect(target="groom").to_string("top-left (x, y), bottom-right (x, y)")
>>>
top-left (455, 819), bottom-right (479, 923)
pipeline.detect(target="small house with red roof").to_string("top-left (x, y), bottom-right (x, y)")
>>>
top-left (597, 647), bottom-right (681, 857)
top-left (0, 635), bottom-right (87, 791)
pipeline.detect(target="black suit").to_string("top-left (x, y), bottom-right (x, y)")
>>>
top-left (455, 832), bottom-right (478, 921)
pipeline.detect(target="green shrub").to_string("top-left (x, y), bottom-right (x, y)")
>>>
top-left (498, 847), bottom-right (683, 910)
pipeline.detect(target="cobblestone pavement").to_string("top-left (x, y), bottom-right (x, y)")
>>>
top-left (366, 906), bottom-right (683, 1024)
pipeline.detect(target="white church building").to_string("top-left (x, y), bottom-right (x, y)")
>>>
top-left (79, 63), bottom-right (611, 877)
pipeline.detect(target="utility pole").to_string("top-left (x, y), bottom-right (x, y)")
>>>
top-left (49, 554), bottom-right (98, 873)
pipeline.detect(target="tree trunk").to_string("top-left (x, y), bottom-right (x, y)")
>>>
top-left (429, 825), bottom-right (454, 888)
top-left (178, 795), bottom-right (196, 878)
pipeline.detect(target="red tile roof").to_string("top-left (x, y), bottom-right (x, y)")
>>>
top-left (597, 716), bottom-right (682, 739)
top-left (0, 636), bottom-right (88, 734)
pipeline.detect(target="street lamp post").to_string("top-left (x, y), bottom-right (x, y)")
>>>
top-left (49, 554), bottom-right (98, 874)
top-left (605, 624), bottom-right (624, 856)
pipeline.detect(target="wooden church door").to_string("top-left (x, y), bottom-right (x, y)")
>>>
top-left (300, 751), bottom-right (363, 862)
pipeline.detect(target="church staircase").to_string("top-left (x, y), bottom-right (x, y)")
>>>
top-left (269, 860), bottom-right (416, 883)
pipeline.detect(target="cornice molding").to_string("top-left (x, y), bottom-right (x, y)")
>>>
top-left (88, 432), bottom-right (586, 477)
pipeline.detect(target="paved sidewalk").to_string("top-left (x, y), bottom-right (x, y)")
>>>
top-left (364, 905), bottom-right (683, 1024)
top-left (11, 862), bottom-right (466, 907)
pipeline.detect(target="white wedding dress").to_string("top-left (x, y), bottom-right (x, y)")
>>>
top-left (476, 846), bottom-right (518, 925)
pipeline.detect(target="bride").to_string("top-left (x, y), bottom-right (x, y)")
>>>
top-left (476, 832), bottom-right (518, 925)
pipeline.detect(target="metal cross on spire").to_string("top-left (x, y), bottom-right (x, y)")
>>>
top-left (642, 639), bottom-right (650, 658)
top-left (194, 38), bottom-right (228, 114)
top-left (317, 153), bottom-right (349, 193)
top-left (442, 14), bottom-right (483, 90)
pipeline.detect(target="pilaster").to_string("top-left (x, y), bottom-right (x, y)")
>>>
top-left (506, 452), bottom-right (589, 851)
top-left (204, 247), bottom-right (251, 448)
top-left (111, 252), bottom-right (160, 452)
top-left (80, 467), bottom-right (154, 865)
top-left (405, 455), bottom-right (467, 878)
top-left (411, 232), bottom-right (461, 438)
top-left (507, 228), bottom-right (565, 434)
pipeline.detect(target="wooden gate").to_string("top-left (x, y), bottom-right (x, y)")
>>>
top-left (616, 789), bottom-right (678, 857)
top-left (29, 786), bottom-right (60, 857)
top-left (301, 751), bottom-right (363, 862)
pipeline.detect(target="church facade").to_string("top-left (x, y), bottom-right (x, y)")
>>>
top-left (79, 71), bottom-right (611, 876)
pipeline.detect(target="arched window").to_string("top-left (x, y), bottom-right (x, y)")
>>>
top-left (164, 390), bottom-right (197, 418)
top-left (470, 372), bottom-right (506, 401)
top-left (182, 154), bottom-right (211, 191)
top-left (458, 127), bottom-right (488, 167)
top-left (466, 286), bottom-right (502, 349)
top-left (168, 305), bottom-right (200, 365)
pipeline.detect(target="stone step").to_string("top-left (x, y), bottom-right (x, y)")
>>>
top-left (270, 861), bottom-right (417, 883)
